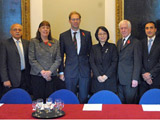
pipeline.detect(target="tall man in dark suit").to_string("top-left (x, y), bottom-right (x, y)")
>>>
top-left (59, 11), bottom-right (92, 103)
top-left (139, 21), bottom-right (160, 97)
top-left (117, 20), bottom-right (142, 104)
top-left (0, 23), bottom-right (31, 94)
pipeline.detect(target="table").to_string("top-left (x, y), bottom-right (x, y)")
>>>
top-left (0, 104), bottom-right (160, 119)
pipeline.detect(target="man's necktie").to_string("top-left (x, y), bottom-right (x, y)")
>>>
top-left (73, 32), bottom-right (77, 50)
top-left (121, 38), bottom-right (125, 50)
top-left (16, 40), bottom-right (25, 70)
top-left (148, 38), bottom-right (153, 54)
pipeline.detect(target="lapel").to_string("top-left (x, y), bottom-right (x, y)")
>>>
top-left (97, 43), bottom-right (103, 63)
top-left (121, 36), bottom-right (132, 51)
top-left (68, 29), bottom-right (74, 44)
top-left (149, 37), bottom-right (158, 56)
top-left (10, 38), bottom-right (19, 55)
top-left (102, 42), bottom-right (109, 60)
top-left (79, 30), bottom-right (85, 54)
top-left (39, 40), bottom-right (56, 54)
top-left (117, 39), bottom-right (122, 53)
top-left (144, 38), bottom-right (149, 56)
top-left (21, 39), bottom-right (27, 56)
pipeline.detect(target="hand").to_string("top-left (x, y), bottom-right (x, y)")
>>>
top-left (45, 71), bottom-right (52, 77)
top-left (132, 80), bottom-right (138, 88)
top-left (40, 70), bottom-right (46, 76)
top-left (97, 76), bottom-right (105, 83)
top-left (45, 76), bottom-right (52, 81)
top-left (3, 81), bottom-right (12, 88)
top-left (142, 72), bottom-right (151, 81)
top-left (59, 74), bottom-right (65, 81)
top-left (102, 75), bottom-right (108, 81)
top-left (146, 78), bottom-right (153, 85)
top-left (41, 70), bottom-right (52, 81)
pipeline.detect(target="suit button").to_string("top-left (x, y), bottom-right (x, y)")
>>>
top-left (148, 59), bottom-right (150, 62)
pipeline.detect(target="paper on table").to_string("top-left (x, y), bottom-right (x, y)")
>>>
top-left (0, 103), bottom-right (4, 107)
top-left (142, 104), bottom-right (160, 111)
top-left (83, 104), bottom-right (102, 111)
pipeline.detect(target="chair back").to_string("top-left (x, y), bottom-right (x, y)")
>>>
top-left (88, 90), bottom-right (122, 104)
top-left (139, 88), bottom-right (160, 104)
top-left (49, 89), bottom-right (80, 104)
top-left (0, 88), bottom-right (32, 104)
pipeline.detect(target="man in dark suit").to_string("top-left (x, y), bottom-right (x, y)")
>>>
top-left (0, 23), bottom-right (31, 94)
top-left (59, 11), bottom-right (92, 103)
top-left (117, 20), bottom-right (142, 104)
top-left (139, 21), bottom-right (160, 97)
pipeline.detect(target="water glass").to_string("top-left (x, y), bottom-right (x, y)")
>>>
top-left (54, 99), bottom-right (64, 111)
top-left (59, 100), bottom-right (64, 110)
top-left (36, 98), bottom-right (44, 113)
top-left (46, 98), bottom-right (53, 112)
top-left (32, 100), bottom-right (37, 111)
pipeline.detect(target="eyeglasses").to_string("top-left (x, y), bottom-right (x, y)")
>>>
top-left (12, 28), bottom-right (22, 32)
top-left (98, 33), bottom-right (107, 36)
top-left (71, 18), bottom-right (80, 21)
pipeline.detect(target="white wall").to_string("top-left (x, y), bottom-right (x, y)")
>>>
top-left (30, 0), bottom-right (43, 38)
top-left (43, 0), bottom-right (105, 44)
top-left (105, 0), bottom-right (115, 43)
top-left (30, 0), bottom-right (116, 43)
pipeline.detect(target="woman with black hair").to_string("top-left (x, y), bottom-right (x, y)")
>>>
top-left (89, 26), bottom-right (118, 94)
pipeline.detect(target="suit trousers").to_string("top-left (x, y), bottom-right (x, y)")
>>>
top-left (139, 81), bottom-right (160, 98)
top-left (2, 70), bottom-right (27, 95)
top-left (65, 74), bottom-right (90, 104)
top-left (31, 75), bottom-right (57, 101)
top-left (118, 84), bottom-right (138, 104)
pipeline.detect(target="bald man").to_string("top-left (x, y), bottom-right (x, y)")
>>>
top-left (0, 23), bottom-right (31, 94)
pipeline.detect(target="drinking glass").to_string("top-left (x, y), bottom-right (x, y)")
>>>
top-left (32, 100), bottom-right (37, 111)
top-left (46, 97), bottom-right (53, 112)
top-left (59, 100), bottom-right (64, 110)
top-left (36, 98), bottom-right (44, 113)
top-left (55, 99), bottom-right (64, 111)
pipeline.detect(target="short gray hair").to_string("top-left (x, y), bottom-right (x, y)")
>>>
top-left (119, 20), bottom-right (131, 29)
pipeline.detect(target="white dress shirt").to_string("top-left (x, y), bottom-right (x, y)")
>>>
top-left (123, 34), bottom-right (131, 46)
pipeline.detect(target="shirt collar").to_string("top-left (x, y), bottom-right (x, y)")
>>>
top-left (147, 35), bottom-right (156, 41)
top-left (71, 29), bottom-right (80, 34)
top-left (12, 37), bottom-right (22, 43)
top-left (123, 34), bottom-right (131, 41)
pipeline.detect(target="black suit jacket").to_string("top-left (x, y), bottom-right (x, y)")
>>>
top-left (117, 36), bottom-right (142, 85)
top-left (0, 38), bottom-right (30, 87)
top-left (141, 36), bottom-right (160, 85)
top-left (59, 29), bottom-right (92, 79)
top-left (89, 42), bottom-right (118, 93)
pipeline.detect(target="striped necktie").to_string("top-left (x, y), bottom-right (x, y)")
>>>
top-left (73, 32), bottom-right (77, 50)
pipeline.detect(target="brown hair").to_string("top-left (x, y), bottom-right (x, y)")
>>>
top-left (69, 11), bottom-right (81, 20)
top-left (36, 20), bottom-right (53, 42)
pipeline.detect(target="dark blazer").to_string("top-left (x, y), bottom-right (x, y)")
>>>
top-left (0, 38), bottom-right (30, 87)
top-left (59, 29), bottom-right (92, 79)
top-left (89, 42), bottom-right (118, 93)
top-left (29, 38), bottom-right (61, 76)
top-left (117, 36), bottom-right (142, 85)
top-left (141, 36), bottom-right (160, 85)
